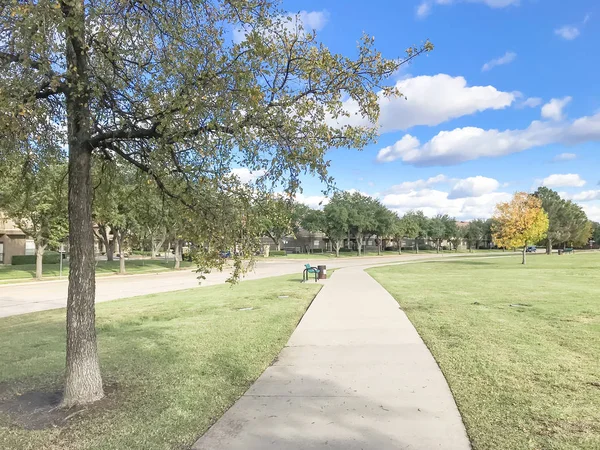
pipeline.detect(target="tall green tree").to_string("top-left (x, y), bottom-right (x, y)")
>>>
top-left (299, 207), bottom-right (325, 254)
top-left (402, 211), bottom-right (424, 253)
top-left (345, 192), bottom-right (379, 256)
top-left (373, 204), bottom-right (396, 255)
top-left (0, 160), bottom-right (68, 279)
top-left (390, 213), bottom-right (407, 255)
top-left (1, 0), bottom-right (430, 406)
top-left (465, 219), bottom-right (485, 252)
top-left (322, 194), bottom-right (350, 257)
top-left (428, 215), bottom-right (447, 253)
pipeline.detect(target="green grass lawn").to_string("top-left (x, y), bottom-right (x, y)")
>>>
top-left (0, 275), bottom-right (321, 450)
top-left (0, 259), bottom-right (193, 282)
top-left (272, 249), bottom-right (508, 259)
top-left (368, 253), bottom-right (600, 450)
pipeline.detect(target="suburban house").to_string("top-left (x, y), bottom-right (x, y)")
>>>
top-left (0, 214), bottom-right (35, 264)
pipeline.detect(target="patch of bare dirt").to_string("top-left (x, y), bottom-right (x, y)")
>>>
top-left (0, 384), bottom-right (119, 430)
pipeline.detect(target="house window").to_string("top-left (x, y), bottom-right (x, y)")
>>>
top-left (314, 240), bottom-right (319, 247)
top-left (25, 240), bottom-right (35, 256)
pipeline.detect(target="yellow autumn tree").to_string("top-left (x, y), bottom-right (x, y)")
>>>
top-left (492, 192), bottom-right (549, 265)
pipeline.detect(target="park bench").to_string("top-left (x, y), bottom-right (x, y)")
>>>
top-left (558, 248), bottom-right (574, 255)
top-left (302, 263), bottom-right (320, 282)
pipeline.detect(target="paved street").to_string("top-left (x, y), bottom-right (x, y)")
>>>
top-left (0, 253), bottom-right (510, 318)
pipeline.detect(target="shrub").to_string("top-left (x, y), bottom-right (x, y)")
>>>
top-left (339, 248), bottom-right (354, 253)
top-left (269, 250), bottom-right (287, 257)
top-left (12, 251), bottom-right (61, 265)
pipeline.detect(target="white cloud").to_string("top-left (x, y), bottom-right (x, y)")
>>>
top-left (448, 176), bottom-right (500, 199)
top-left (295, 193), bottom-right (330, 209)
top-left (385, 174), bottom-right (449, 193)
top-left (233, 10), bottom-right (329, 44)
top-left (570, 190), bottom-right (600, 202)
top-left (482, 51), bottom-right (516, 72)
top-left (229, 168), bottom-right (266, 183)
top-left (541, 96), bottom-right (572, 121)
top-left (376, 111), bottom-right (600, 166)
top-left (416, 2), bottom-right (432, 18)
top-left (417, 0), bottom-right (519, 18)
top-left (333, 74), bottom-right (516, 134)
top-left (582, 203), bottom-right (600, 222)
top-left (553, 152), bottom-right (577, 162)
top-left (381, 189), bottom-right (512, 220)
top-left (518, 97), bottom-right (543, 108)
top-left (555, 25), bottom-right (580, 40)
top-left (541, 173), bottom-right (586, 188)
top-left (583, 14), bottom-right (591, 25)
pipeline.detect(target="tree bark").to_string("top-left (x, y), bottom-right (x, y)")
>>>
top-left (547, 239), bottom-right (552, 255)
top-left (35, 242), bottom-right (46, 280)
top-left (522, 245), bottom-right (527, 265)
top-left (398, 238), bottom-right (402, 255)
top-left (116, 230), bottom-right (126, 274)
top-left (174, 239), bottom-right (182, 269)
top-left (415, 239), bottom-right (419, 254)
top-left (95, 226), bottom-right (114, 261)
top-left (61, 0), bottom-right (104, 408)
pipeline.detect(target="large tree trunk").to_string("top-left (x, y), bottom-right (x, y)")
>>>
top-left (96, 226), bottom-right (114, 261)
top-left (547, 239), bottom-right (552, 255)
top-left (335, 241), bottom-right (340, 257)
top-left (35, 242), bottom-right (46, 280)
top-left (415, 239), bottom-right (419, 254)
top-left (116, 230), bottom-right (126, 274)
top-left (174, 239), bottom-right (182, 269)
top-left (151, 228), bottom-right (166, 259)
top-left (522, 246), bottom-right (527, 265)
top-left (398, 238), bottom-right (402, 255)
top-left (61, 0), bottom-right (104, 408)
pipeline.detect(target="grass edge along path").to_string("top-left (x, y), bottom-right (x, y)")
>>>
top-left (0, 259), bottom-right (194, 283)
top-left (0, 274), bottom-right (322, 450)
top-left (368, 253), bottom-right (600, 450)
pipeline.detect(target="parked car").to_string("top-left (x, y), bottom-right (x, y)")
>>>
top-left (219, 250), bottom-right (231, 258)
top-left (526, 246), bottom-right (537, 253)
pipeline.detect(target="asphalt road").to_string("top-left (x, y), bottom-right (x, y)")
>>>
top-left (0, 253), bottom-right (512, 318)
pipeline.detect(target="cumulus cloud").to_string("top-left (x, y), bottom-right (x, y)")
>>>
top-left (552, 152), bottom-right (577, 162)
top-left (385, 174), bottom-right (449, 193)
top-left (381, 189), bottom-right (512, 220)
top-left (570, 190), bottom-right (600, 202)
top-left (333, 74), bottom-right (516, 134)
top-left (541, 97), bottom-right (572, 121)
top-left (581, 203), bottom-right (600, 222)
top-left (233, 10), bottom-right (329, 43)
top-left (448, 176), bottom-right (500, 199)
top-left (482, 51), bottom-right (516, 72)
top-left (295, 193), bottom-right (330, 209)
top-left (555, 25), bottom-right (580, 40)
top-left (375, 111), bottom-right (600, 166)
top-left (541, 173), bottom-right (586, 188)
top-left (229, 168), bottom-right (266, 183)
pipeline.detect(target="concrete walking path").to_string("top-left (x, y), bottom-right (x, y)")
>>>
top-left (193, 263), bottom-right (471, 449)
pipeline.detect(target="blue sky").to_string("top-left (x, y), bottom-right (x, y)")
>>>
top-left (260, 0), bottom-right (600, 220)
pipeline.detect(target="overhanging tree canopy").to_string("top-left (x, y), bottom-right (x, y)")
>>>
top-left (1, 0), bottom-right (431, 406)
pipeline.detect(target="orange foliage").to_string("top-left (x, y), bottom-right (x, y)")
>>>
top-left (492, 192), bottom-right (549, 249)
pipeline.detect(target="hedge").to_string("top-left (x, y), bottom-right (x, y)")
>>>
top-left (269, 250), bottom-right (287, 256)
top-left (12, 251), bottom-right (62, 265)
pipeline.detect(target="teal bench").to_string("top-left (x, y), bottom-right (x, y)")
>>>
top-left (564, 248), bottom-right (574, 254)
top-left (302, 264), bottom-right (320, 282)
